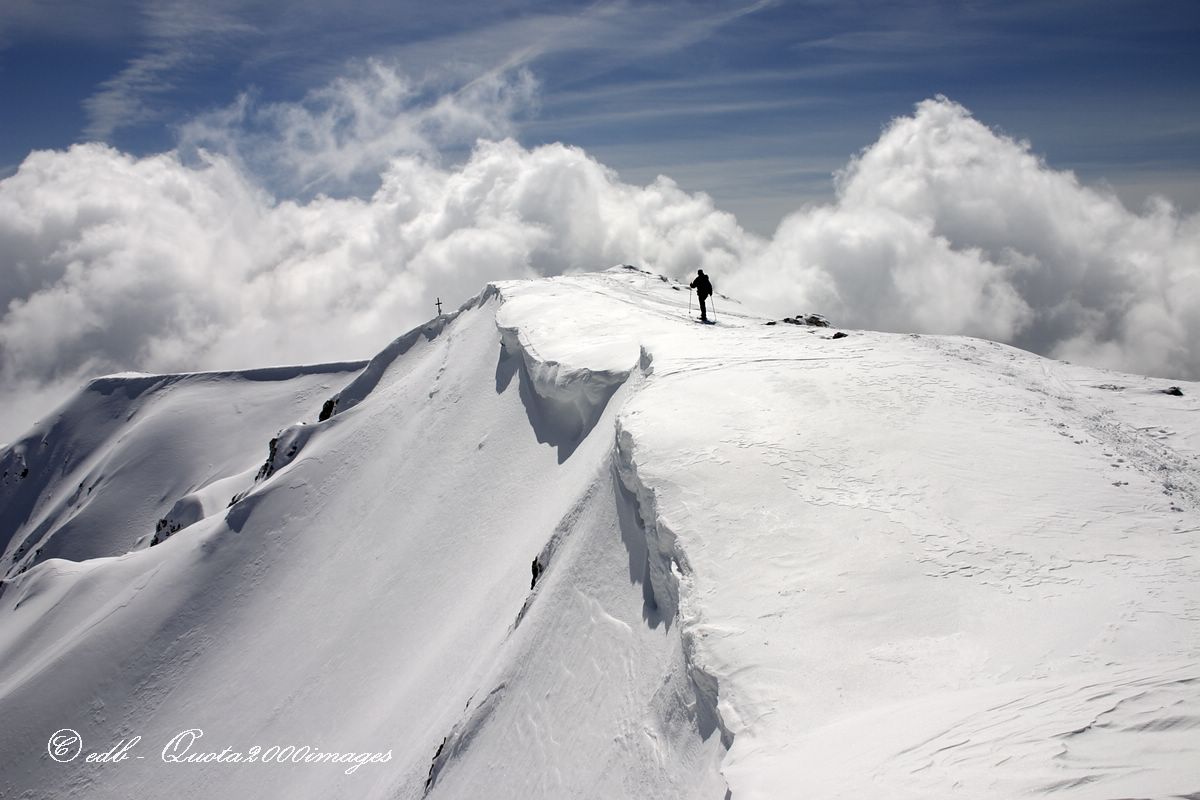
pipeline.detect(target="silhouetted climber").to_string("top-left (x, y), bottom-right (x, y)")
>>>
top-left (690, 270), bottom-right (713, 322)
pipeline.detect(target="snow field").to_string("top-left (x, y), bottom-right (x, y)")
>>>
top-left (2, 266), bottom-right (1197, 798)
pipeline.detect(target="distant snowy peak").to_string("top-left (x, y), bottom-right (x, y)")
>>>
top-left (0, 362), bottom-right (366, 577)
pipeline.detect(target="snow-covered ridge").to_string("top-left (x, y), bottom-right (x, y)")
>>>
top-left (2, 267), bottom-right (1198, 799)
top-left (325, 285), bottom-right (499, 419)
top-left (613, 419), bottom-right (735, 753)
top-left (1, 361), bottom-right (367, 576)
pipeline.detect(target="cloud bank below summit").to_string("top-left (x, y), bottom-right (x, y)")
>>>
top-left (733, 99), bottom-right (1200, 379)
top-left (1, 65), bottom-right (1197, 443)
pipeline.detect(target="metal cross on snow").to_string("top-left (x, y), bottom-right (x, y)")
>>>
top-left (436, 297), bottom-right (443, 314)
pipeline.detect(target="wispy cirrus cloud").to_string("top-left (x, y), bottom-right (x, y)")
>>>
top-left (176, 59), bottom-right (539, 197)
top-left (75, 0), bottom-right (779, 147)
top-left (82, 1), bottom-right (258, 140)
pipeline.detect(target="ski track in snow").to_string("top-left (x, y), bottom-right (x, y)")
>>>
top-left (1, 266), bottom-right (1198, 799)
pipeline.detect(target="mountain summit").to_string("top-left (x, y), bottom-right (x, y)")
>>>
top-left (2, 267), bottom-right (1197, 798)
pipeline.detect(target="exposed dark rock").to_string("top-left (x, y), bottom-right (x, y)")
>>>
top-left (255, 437), bottom-right (280, 481)
top-left (318, 398), bottom-right (337, 422)
top-left (425, 736), bottom-right (448, 791)
top-left (831, 331), bottom-right (848, 340)
top-left (1162, 386), bottom-right (1184, 396)
top-left (150, 517), bottom-right (183, 547)
top-left (530, 557), bottom-right (542, 590)
top-left (780, 314), bottom-right (830, 327)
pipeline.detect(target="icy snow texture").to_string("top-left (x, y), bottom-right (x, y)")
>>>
top-left (1, 268), bottom-right (1198, 799)
top-left (0, 363), bottom-right (365, 575)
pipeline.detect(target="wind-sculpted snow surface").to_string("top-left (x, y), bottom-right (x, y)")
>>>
top-left (612, 319), bottom-right (1200, 798)
top-left (0, 363), bottom-right (366, 575)
top-left (1, 267), bottom-right (1198, 799)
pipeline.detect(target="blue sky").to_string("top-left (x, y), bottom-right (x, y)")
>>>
top-left (2, 0), bottom-right (1198, 234)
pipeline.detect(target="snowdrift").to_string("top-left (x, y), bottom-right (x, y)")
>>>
top-left (1, 267), bottom-right (1197, 799)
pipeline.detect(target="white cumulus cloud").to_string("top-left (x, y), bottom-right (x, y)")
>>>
top-left (0, 65), bottom-right (750, 442)
top-left (2, 69), bottom-right (1197, 445)
top-left (727, 97), bottom-right (1200, 381)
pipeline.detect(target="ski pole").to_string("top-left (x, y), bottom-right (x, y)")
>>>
top-left (711, 293), bottom-right (717, 321)
top-left (688, 288), bottom-right (693, 319)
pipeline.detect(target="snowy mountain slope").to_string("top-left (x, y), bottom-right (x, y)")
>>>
top-left (0, 363), bottom-right (367, 577)
top-left (611, 314), bottom-right (1200, 798)
top-left (0, 277), bottom-right (728, 799)
top-left (1, 267), bottom-right (1197, 799)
